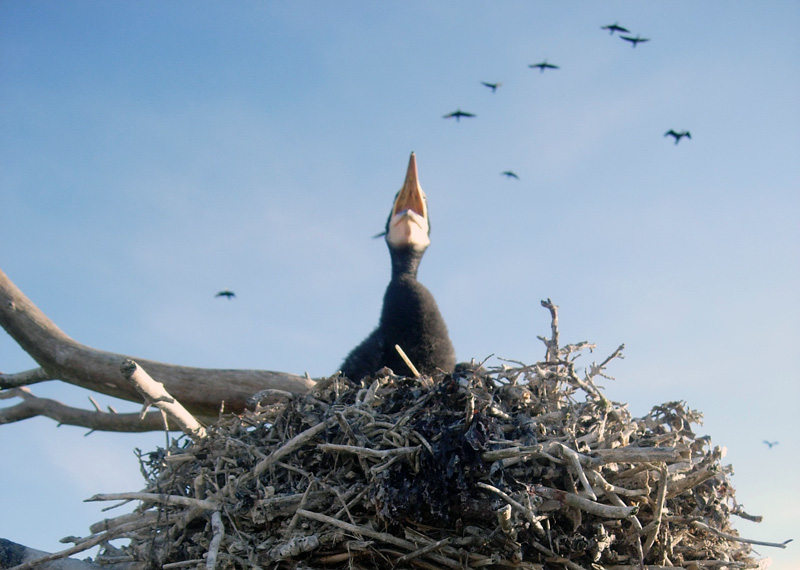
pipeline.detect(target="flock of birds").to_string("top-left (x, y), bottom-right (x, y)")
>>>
top-left (215, 23), bottom-right (694, 302)
top-left (442, 21), bottom-right (691, 180)
top-left (209, 22), bottom-right (785, 456)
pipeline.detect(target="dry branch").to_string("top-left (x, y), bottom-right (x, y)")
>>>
top-left (120, 359), bottom-right (206, 438)
top-left (0, 267), bottom-right (316, 426)
top-left (0, 388), bottom-right (167, 431)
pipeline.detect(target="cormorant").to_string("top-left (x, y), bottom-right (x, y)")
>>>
top-left (340, 153), bottom-right (456, 380)
top-left (620, 35), bottom-right (650, 48)
top-left (215, 289), bottom-right (236, 299)
top-left (664, 130), bottom-right (691, 144)
top-left (601, 22), bottom-right (630, 35)
top-left (501, 171), bottom-right (519, 180)
top-left (481, 81), bottom-right (502, 92)
top-left (443, 109), bottom-right (476, 121)
top-left (529, 60), bottom-right (559, 73)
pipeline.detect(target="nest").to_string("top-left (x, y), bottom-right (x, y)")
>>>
top-left (86, 304), bottom-right (772, 570)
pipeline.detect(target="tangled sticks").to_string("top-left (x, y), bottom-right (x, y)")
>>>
top-left (76, 304), bottom-right (787, 570)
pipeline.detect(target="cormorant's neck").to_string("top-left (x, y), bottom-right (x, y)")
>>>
top-left (390, 246), bottom-right (424, 280)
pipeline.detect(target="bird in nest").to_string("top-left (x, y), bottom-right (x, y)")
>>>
top-left (340, 153), bottom-right (455, 380)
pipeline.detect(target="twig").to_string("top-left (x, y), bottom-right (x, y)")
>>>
top-left (206, 511), bottom-right (224, 570)
top-left (253, 418), bottom-right (334, 477)
top-left (590, 446), bottom-right (686, 466)
top-left (318, 443), bottom-right (419, 459)
top-left (296, 509), bottom-right (462, 569)
top-left (533, 485), bottom-right (638, 519)
top-left (0, 387), bottom-right (169, 431)
top-left (0, 367), bottom-right (50, 388)
top-left (642, 463), bottom-right (668, 557)
top-left (558, 443), bottom-right (597, 500)
top-left (691, 521), bottom-right (793, 549)
top-left (396, 537), bottom-right (452, 564)
top-left (5, 531), bottom-right (114, 570)
top-left (539, 298), bottom-right (560, 363)
top-left (120, 359), bottom-right (207, 439)
top-left (395, 344), bottom-right (421, 377)
top-left (476, 482), bottom-right (544, 529)
top-left (86, 492), bottom-right (219, 511)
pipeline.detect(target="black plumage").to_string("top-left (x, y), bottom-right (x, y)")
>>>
top-left (664, 130), bottom-right (691, 144)
top-left (340, 153), bottom-right (455, 380)
top-left (620, 34), bottom-right (650, 47)
top-left (215, 289), bottom-right (235, 299)
top-left (601, 22), bottom-right (630, 35)
top-left (529, 60), bottom-right (559, 73)
top-left (443, 109), bottom-right (476, 121)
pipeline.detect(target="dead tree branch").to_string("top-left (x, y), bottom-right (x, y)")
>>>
top-left (0, 387), bottom-right (168, 431)
top-left (120, 359), bottom-right (206, 439)
top-left (0, 268), bottom-right (317, 429)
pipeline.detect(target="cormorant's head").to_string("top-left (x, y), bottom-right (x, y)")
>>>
top-left (386, 152), bottom-right (430, 252)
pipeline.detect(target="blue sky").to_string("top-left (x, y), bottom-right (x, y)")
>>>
top-left (1, 2), bottom-right (798, 567)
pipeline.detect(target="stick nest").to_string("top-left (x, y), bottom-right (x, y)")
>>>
top-left (90, 310), bottom-right (769, 570)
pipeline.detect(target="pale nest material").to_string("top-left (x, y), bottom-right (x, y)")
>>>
top-left (83, 303), bottom-right (781, 570)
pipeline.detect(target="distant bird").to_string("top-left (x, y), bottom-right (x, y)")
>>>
top-left (340, 152), bottom-right (455, 380)
top-left (215, 289), bottom-right (236, 299)
top-left (763, 440), bottom-right (779, 449)
top-left (443, 109), bottom-right (476, 121)
top-left (620, 35), bottom-right (650, 48)
top-left (501, 171), bottom-right (519, 180)
top-left (664, 130), bottom-right (691, 144)
top-left (481, 81), bottom-right (502, 92)
top-left (601, 22), bottom-right (630, 35)
top-left (529, 60), bottom-right (559, 73)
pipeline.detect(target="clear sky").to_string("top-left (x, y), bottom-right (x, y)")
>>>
top-left (1, 2), bottom-right (798, 568)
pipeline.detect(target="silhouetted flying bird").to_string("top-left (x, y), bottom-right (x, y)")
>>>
top-left (443, 109), bottom-right (476, 121)
top-left (529, 60), bottom-right (559, 72)
top-left (664, 130), bottom-right (691, 144)
top-left (501, 171), bottom-right (519, 180)
top-left (481, 81), bottom-right (502, 92)
top-left (601, 22), bottom-right (630, 35)
top-left (763, 440), bottom-right (779, 449)
top-left (215, 289), bottom-right (236, 299)
top-left (620, 35), bottom-right (650, 47)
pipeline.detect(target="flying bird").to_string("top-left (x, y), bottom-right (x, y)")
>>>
top-left (481, 81), bottom-right (502, 92)
top-left (664, 130), bottom-right (691, 144)
top-left (443, 109), bottom-right (476, 121)
top-left (340, 153), bottom-right (455, 380)
top-left (215, 289), bottom-right (236, 299)
top-left (529, 60), bottom-right (559, 73)
top-left (501, 171), bottom-right (519, 180)
top-left (763, 440), bottom-right (779, 449)
top-left (601, 22), bottom-right (630, 35)
top-left (620, 35), bottom-right (650, 47)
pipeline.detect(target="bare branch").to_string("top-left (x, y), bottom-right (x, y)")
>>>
top-left (0, 267), bottom-right (316, 424)
top-left (0, 539), bottom-right (114, 570)
top-left (538, 298), bottom-right (559, 362)
top-left (0, 367), bottom-right (50, 388)
top-left (0, 388), bottom-right (170, 431)
top-left (121, 359), bottom-right (206, 439)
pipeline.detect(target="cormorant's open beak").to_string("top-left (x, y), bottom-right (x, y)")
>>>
top-left (386, 152), bottom-right (431, 250)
